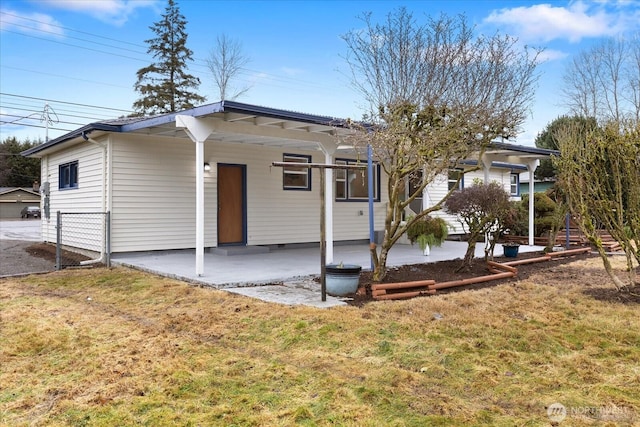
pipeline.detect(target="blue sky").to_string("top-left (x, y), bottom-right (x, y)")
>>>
top-left (1, 0), bottom-right (638, 145)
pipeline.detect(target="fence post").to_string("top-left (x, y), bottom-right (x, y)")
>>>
top-left (105, 211), bottom-right (111, 267)
top-left (56, 211), bottom-right (62, 271)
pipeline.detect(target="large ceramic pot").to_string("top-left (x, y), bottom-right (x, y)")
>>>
top-left (325, 264), bottom-right (362, 296)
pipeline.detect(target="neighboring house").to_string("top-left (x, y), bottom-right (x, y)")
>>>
top-left (519, 177), bottom-right (555, 195)
top-left (23, 101), bottom-right (557, 276)
top-left (0, 187), bottom-right (41, 219)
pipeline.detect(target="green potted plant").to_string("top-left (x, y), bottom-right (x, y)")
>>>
top-left (406, 216), bottom-right (449, 256)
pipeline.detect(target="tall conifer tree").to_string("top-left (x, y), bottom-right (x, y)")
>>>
top-left (133, 0), bottom-right (205, 115)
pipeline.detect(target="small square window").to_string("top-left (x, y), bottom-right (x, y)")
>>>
top-left (59, 161), bottom-right (78, 190)
top-left (448, 169), bottom-right (463, 191)
top-left (283, 154), bottom-right (311, 190)
top-left (510, 173), bottom-right (520, 196)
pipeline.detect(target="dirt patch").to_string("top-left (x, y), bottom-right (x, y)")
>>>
top-left (0, 241), bottom-right (94, 276)
top-left (351, 251), bottom-right (640, 306)
top-left (25, 242), bottom-right (92, 267)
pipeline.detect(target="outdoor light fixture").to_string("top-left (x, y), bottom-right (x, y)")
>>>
top-left (204, 162), bottom-right (211, 172)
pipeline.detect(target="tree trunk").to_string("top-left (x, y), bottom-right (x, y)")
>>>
top-left (458, 239), bottom-right (477, 272)
top-left (594, 243), bottom-right (629, 290)
top-left (373, 243), bottom-right (391, 282)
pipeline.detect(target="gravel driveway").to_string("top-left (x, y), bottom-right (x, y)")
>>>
top-left (0, 220), bottom-right (55, 277)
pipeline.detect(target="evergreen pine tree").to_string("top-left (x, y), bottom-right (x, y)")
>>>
top-left (0, 137), bottom-right (42, 187)
top-left (133, 0), bottom-right (205, 115)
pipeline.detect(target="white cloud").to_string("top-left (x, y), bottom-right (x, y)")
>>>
top-left (37, 0), bottom-right (159, 26)
top-left (0, 8), bottom-right (65, 37)
top-left (484, 1), bottom-right (635, 43)
top-left (537, 49), bottom-right (569, 62)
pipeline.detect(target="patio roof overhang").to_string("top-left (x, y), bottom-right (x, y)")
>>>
top-left (22, 101), bottom-right (357, 159)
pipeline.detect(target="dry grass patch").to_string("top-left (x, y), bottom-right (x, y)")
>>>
top-left (1, 257), bottom-right (638, 426)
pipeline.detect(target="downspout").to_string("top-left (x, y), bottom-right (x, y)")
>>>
top-left (79, 131), bottom-right (107, 265)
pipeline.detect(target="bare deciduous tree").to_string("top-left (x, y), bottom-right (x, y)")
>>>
top-left (342, 9), bottom-right (541, 281)
top-left (207, 34), bottom-right (251, 101)
top-left (562, 34), bottom-right (640, 123)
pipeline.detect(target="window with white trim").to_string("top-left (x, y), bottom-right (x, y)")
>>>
top-left (510, 173), bottom-right (520, 196)
top-left (59, 161), bottom-right (78, 190)
top-left (448, 169), bottom-right (463, 191)
top-left (282, 154), bottom-right (311, 190)
top-left (335, 159), bottom-right (380, 201)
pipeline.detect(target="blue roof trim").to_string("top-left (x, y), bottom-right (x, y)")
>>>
top-left (21, 122), bottom-right (123, 156)
top-left (461, 159), bottom-right (528, 170)
top-left (221, 100), bottom-right (348, 126)
top-left (22, 100), bottom-right (351, 157)
top-left (120, 102), bottom-right (226, 132)
top-left (22, 101), bottom-right (557, 159)
top-left (488, 141), bottom-right (559, 156)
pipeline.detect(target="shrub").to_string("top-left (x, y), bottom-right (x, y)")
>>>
top-left (406, 216), bottom-right (449, 251)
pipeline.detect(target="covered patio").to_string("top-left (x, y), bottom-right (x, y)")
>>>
top-left (169, 102), bottom-right (558, 278)
top-left (112, 241), bottom-right (544, 307)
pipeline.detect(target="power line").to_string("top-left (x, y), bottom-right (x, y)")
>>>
top-left (0, 112), bottom-right (41, 125)
top-left (0, 120), bottom-right (73, 132)
top-left (1, 11), bottom-right (341, 93)
top-left (0, 105), bottom-right (116, 122)
top-left (0, 114), bottom-right (86, 128)
top-left (2, 29), bottom-right (151, 63)
top-left (4, 21), bottom-right (148, 56)
top-left (1, 65), bottom-right (133, 90)
top-left (0, 93), bottom-right (134, 114)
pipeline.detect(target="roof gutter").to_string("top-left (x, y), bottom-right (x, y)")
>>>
top-left (21, 122), bottom-right (121, 157)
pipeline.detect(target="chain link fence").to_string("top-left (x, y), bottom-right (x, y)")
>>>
top-left (56, 211), bottom-right (111, 270)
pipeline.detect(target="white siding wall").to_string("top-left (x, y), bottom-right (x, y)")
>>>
top-left (425, 168), bottom-right (513, 235)
top-left (110, 134), bottom-right (215, 252)
top-left (41, 134), bottom-right (526, 252)
top-left (109, 135), bottom-right (387, 252)
top-left (207, 141), bottom-right (387, 246)
top-left (40, 141), bottom-right (106, 251)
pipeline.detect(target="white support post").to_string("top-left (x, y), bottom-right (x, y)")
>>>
top-left (480, 153), bottom-right (498, 183)
top-left (195, 140), bottom-right (205, 275)
top-left (176, 115), bottom-right (215, 277)
top-left (527, 159), bottom-right (540, 246)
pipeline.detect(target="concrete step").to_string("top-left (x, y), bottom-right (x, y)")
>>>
top-left (210, 246), bottom-right (270, 256)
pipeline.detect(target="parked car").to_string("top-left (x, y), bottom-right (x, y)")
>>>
top-left (21, 206), bottom-right (41, 218)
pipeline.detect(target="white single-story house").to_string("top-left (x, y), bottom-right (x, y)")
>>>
top-left (23, 101), bottom-right (557, 276)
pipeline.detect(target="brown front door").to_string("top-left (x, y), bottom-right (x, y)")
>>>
top-left (217, 164), bottom-right (246, 245)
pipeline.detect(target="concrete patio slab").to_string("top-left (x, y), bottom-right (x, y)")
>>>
top-left (112, 241), bottom-right (544, 307)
